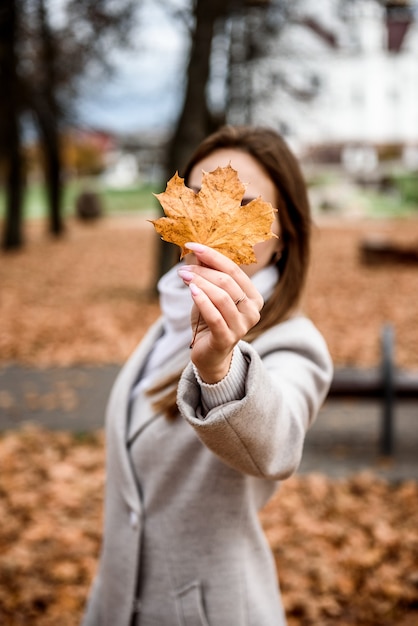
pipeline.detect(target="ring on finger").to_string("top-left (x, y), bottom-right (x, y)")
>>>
top-left (234, 293), bottom-right (247, 306)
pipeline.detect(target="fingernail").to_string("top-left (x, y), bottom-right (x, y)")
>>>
top-left (185, 242), bottom-right (205, 253)
top-left (178, 268), bottom-right (194, 282)
top-left (189, 282), bottom-right (201, 296)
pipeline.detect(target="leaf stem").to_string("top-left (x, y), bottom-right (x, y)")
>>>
top-left (189, 312), bottom-right (201, 349)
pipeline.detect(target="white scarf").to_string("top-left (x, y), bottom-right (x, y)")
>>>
top-left (143, 262), bottom-right (279, 377)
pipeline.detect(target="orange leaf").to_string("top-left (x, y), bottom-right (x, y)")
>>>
top-left (151, 164), bottom-right (278, 264)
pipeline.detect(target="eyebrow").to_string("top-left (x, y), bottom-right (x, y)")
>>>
top-left (189, 185), bottom-right (257, 206)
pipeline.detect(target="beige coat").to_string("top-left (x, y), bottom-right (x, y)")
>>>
top-left (81, 315), bottom-right (332, 626)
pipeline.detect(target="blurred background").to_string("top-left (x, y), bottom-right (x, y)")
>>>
top-left (1, 0), bottom-right (418, 235)
top-left (1, 1), bottom-right (418, 625)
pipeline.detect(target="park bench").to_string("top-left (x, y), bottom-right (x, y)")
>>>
top-left (328, 324), bottom-right (418, 457)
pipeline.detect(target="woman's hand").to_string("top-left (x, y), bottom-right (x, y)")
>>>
top-left (177, 242), bottom-right (264, 384)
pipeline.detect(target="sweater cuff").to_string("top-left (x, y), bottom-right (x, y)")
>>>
top-left (192, 346), bottom-right (248, 415)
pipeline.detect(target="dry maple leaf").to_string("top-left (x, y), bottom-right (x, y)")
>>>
top-left (151, 164), bottom-right (278, 265)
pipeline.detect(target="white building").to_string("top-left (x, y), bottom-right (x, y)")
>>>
top-left (254, 0), bottom-right (418, 153)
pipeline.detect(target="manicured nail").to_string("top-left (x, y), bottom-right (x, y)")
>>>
top-left (189, 282), bottom-right (201, 296)
top-left (178, 268), bottom-right (194, 282)
top-left (185, 242), bottom-right (205, 254)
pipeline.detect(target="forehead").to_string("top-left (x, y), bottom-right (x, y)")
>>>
top-left (188, 148), bottom-right (277, 204)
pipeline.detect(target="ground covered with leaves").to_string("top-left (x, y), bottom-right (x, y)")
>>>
top-left (1, 213), bottom-right (418, 369)
top-left (0, 425), bottom-right (417, 626)
top-left (1, 214), bottom-right (418, 624)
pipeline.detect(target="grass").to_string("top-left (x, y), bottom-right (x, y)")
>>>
top-left (100, 183), bottom-right (161, 214)
top-left (0, 179), bottom-right (162, 220)
top-left (309, 167), bottom-right (418, 219)
top-left (360, 189), bottom-right (418, 218)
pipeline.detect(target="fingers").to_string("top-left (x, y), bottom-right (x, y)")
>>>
top-left (188, 280), bottom-right (258, 351)
top-left (177, 245), bottom-right (263, 345)
top-left (179, 266), bottom-right (249, 310)
top-left (183, 242), bottom-right (264, 311)
top-left (184, 269), bottom-right (260, 330)
top-left (178, 265), bottom-right (262, 331)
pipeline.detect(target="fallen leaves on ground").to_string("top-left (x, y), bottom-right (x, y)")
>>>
top-left (0, 426), bottom-right (104, 626)
top-left (304, 216), bottom-right (418, 369)
top-left (152, 165), bottom-right (277, 264)
top-left (0, 425), bottom-right (417, 626)
top-left (0, 216), bottom-right (160, 367)
top-left (1, 214), bottom-right (418, 624)
top-left (1, 214), bottom-right (417, 369)
top-left (261, 472), bottom-right (418, 625)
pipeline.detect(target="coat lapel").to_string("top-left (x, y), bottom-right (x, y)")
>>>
top-left (105, 318), bottom-right (192, 513)
top-left (126, 342), bottom-right (191, 445)
top-left (105, 318), bottom-right (165, 513)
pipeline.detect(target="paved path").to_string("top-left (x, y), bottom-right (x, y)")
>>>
top-left (1, 364), bottom-right (417, 482)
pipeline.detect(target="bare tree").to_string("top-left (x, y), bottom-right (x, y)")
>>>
top-left (165, 0), bottom-right (230, 180)
top-left (165, 0), bottom-right (338, 177)
top-left (0, 0), bottom-right (25, 249)
top-left (160, 0), bottom-right (285, 275)
top-left (1, 0), bottom-right (140, 250)
top-left (158, 0), bottom-right (234, 276)
top-left (159, 0), bottom-right (318, 277)
top-left (33, 0), bottom-right (63, 236)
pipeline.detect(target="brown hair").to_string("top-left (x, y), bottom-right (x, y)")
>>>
top-left (149, 125), bottom-right (312, 417)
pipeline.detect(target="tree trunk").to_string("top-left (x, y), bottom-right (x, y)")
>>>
top-left (42, 120), bottom-right (62, 236)
top-left (158, 0), bottom-right (229, 280)
top-left (0, 0), bottom-right (25, 250)
top-left (37, 0), bottom-right (64, 237)
top-left (2, 121), bottom-right (24, 250)
top-left (166, 0), bottom-right (229, 179)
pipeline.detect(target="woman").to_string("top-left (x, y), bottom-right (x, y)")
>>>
top-left (81, 126), bottom-right (333, 626)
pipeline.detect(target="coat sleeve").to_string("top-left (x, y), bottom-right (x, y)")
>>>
top-left (176, 316), bottom-right (333, 480)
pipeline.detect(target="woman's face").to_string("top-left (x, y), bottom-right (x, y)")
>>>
top-left (187, 148), bottom-right (281, 277)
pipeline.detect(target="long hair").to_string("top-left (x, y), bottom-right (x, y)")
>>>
top-left (149, 125), bottom-right (312, 418)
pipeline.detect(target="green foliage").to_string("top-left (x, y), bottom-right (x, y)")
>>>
top-left (362, 189), bottom-right (418, 218)
top-left (392, 173), bottom-right (418, 205)
top-left (362, 172), bottom-right (418, 216)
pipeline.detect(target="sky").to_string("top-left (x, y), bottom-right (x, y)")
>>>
top-left (76, 2), bottom-right (189, 134)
